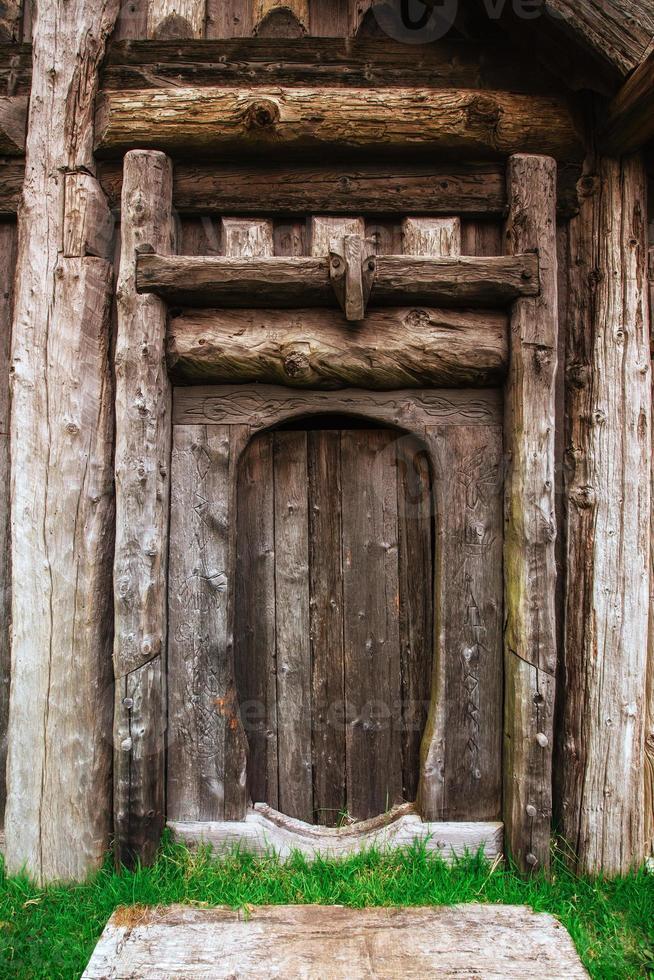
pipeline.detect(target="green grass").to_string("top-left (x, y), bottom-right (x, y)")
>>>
top-left (0, 835), bottom-right (652, 979)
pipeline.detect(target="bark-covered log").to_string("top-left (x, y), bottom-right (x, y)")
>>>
top-left (0, 221), bottom-right (15, 826)
top-left (563, 155), bottom-right (651, 875)
top-left (601, 50), bottom-right (654, 156)
top-left (113, 150), bottom-right (175, 869)
top-left (167, 307), bottom-right (508, 388)
top-left (503, 154), bottom-right (558, 874)
top-left (4, 0), bottom-right (118, 885)
top-left (136, 252), bottom-right (539, 308)
top-left (94, 86), bottom-right (584, 161)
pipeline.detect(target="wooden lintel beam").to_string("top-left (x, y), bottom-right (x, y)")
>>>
top-left (167, 306), bottom-right (508, 388)
top-left (94, 86), bottom-right (584, 162)
top-left (601, 49), bottom-right (654, 156)
top-left (136, 251), bottom-right (539, 309)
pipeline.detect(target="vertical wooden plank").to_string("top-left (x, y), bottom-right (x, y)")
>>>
top-left (0, 221), bottom-right (15, 826)
top-left (461, 220), bottom-right (502, 257)
top-left (309, 0), bottom-right (349, 35)
top-left (113, 150), bottom-right (174, 869)
top-left (563, 155), bottom-right (651, 875)
top-left (504, 153), bottom-right (558, 873)
top-left (274, 220), bottom-right (307, 257)
top-left (396, 437), bottom-right (433, 803)
top-left (114, 0), bottom-right (148, 39)
top-left (421, 426), bottom-right (503, 821)
top-left (235, 433), bottom-right (278, 809)
top-left (366, 220), bottom-right (402, 256)
top-left (273, 430), bottom-right (312, 821)
top-left (206, 0), bottom-right (252, 36)
top-left (168, 424), bottom-right (248, 822)
top-left (308, 430), bottom-right (345, 826)
top-left (342, 429), bottom-right (402, 820)
top-left (310, 216), bottom-right (365, 257)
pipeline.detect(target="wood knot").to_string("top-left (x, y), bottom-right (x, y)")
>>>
top-left (244, 98), bottom-right (280, 131)
top-left (569, 484), bottom-right (596, 510)
top-left (577, 173), bottom-right (599, 198)
top-left (465, 95), bottom-right (501, 131)
top-left (283, 348), bottom-right (310, 378)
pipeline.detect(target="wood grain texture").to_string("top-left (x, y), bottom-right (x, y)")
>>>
top-left (167, 425), bottom-right (249, 822)
top-left (0, 3), bottom-right (23, 41)
top-left (542, 0), bottom-right (654, 77)
top-left (82, 901), bottom-right (588, 979)
top-left (563, 155), bottom-right (651, 875)
top-left (170, 803), bottom-right (504, 863)
top-left (0, 222), bottom-right (15, 825)
top-left (341, 429), bottom-right (402, 820)
top-left (601, 49), bottom-right (654, 155)
top-left (113, 150), bottom-right (174, 868)
top-left (222, 217), bottom-right (273, 258)
top-left (273, 431), bottom-right (312, 821)
top-left (147, 0), bottom-right (206, 39)
top-left (137, 252), bottom-right (540, 308)
top-left (94, 160), bottom-right (581, 219)
top-left (0, 161), bottom-right (23, 214)
top-left (308, 431), bottom-right (345, 825)
top-left (503, 154), bottom-right (558, 873)
top-left (173, 385), bottom-right (503, 430)
top-left (94, 86), bottom-right (584, 161)
top-left (0, 95), bottom-right (26, 154)
top-left (4, 0), bottom-right (118, 885)
top-left (62, 172), bottom-right (114, 259)
top-left (167, 307), bottom-right (509, 389)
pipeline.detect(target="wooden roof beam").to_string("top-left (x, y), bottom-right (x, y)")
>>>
top-left (601, 49), bottom-right (654, 156)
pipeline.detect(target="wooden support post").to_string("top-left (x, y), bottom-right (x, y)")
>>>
top-left (328, 235), bottom-right (376, 322)
top-left (147, 0), bottom-right (206, 38)
top-left (563, 155), bottom-right (651, 875)
top-left (113, 150), bottom-right (175, 869)
top-left (4, 0), bottom-right (118, 884)
top-left (503, 154), bottom-right (558, 873)
top-left (0, 221), bottom-right (16, 826)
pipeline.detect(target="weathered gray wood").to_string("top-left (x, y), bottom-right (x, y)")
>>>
top-left (4, 0), bottom-right (118, 886)
top-left (235, 433), bottom-right (277, 810)
top-left (94, 86), bottom-right (584, 160)
top-left (0, 95), bottom-right (26, 155)
top-left (310, 215), bottom-right (364, 257)
top-left (0, 221), bottom-right (15, 825)
top-left (147, 0), bottom-right (206, 38)
top-left (601, 49), bottom-right (654, 155)
top-left (396, 439), bottom-right (433, 803)
top-left (402, 216), bottom-right (461, 257)
top-left (420, 426), bottom-right (504, 823)
top-left (308, 431), bottom-right (345, 826)
top-left (113, 150), bottom-right (174, 868)
top-left (170, 803), bottom-right (504, 864)
top-left (83, 901), bottom-right (589, 980)
top-left (503, 154), bottom-right (558, 873)
top-left (328, 234), bottom-right (375, 322)
top-left (167, 307), bottom-right (509, 389)
top-left (174, 385), bottom-right (503, 430)
top-left (63, 172), bottom-right (114, 259)
top-left (273, 431), bottom-right (312, 821)
top-left (222, 217), bottom-right (273, 258)
top-left (167, 425), bottom-right (249, 822)
top-left (137, 252), bottom-right (539, 309)
top-left (342, 429), bottom-right (402, 820)
top-left (563, 155), bottom-right (651, 875)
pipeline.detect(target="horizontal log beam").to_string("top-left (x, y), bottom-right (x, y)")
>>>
top-left (94, 160), bottom-right (581, 219)
top-left (601, 50), bottom-right (654, 156)
top-left (137, 252), bottom-right (539, 308)
top-left (0, 158), bottom-right (23, 212)
top-left (94, 86), bottom-right (584, 161)
top-left (168, 307), bottom-right (508, 388)
top-left (101, 38), bottom-right (563, 95)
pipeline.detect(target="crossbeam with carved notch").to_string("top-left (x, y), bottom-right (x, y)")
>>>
top-left (329, 235), bottom-right (376, 322)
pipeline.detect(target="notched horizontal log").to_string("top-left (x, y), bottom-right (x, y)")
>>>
top-left (168, 306), bottom-right (509, 388)
top-left (137, 252), bottom-right (539, 309)
top-left (94, 86), bottom-right (584, 162)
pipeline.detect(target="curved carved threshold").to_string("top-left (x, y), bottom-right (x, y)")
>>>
top-left (169, 803), bottom-right (503, 863)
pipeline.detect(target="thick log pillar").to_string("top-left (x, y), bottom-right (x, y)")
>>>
top-left (504, 154), bottom-right (558, 873)
top-left (563, 155), bottom-right (651, 875)
top-left (5, 0), bottom-right (119, 881)
top-left (113, 150), bottom-right (175, 869)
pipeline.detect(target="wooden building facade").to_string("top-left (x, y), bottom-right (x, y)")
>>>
top-left (0, 0), bottom-right (653, 883)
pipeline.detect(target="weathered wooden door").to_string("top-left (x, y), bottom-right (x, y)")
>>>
top-left (235, 423), bottom-right (433, 826)
top-left (167, 387), bottom-right (503, 830)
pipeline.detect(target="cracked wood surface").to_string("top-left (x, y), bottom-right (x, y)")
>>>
top-left (4, 0), bottom-right (118, 883)
top-left (503, 154), bottom-right (558, 873)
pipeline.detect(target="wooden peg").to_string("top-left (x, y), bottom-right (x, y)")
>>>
top-left (329, 234), bottom-right (376, 322)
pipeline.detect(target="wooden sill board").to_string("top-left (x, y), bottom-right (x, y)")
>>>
top-left (82, 903), bottom-right (588, 979)
top-left (169, 803), bottom-right (503, 862)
